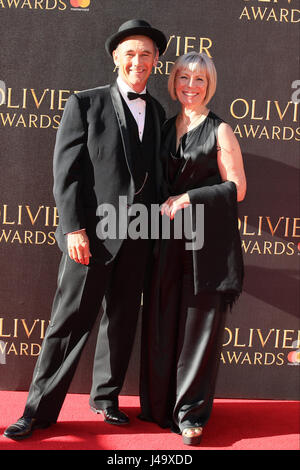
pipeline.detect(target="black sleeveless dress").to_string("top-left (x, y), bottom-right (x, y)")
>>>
top-left (139, 111), bottom-right (232, 433)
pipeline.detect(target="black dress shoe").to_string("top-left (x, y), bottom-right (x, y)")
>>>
top-left (3, 416), bottom-right (51, 440)
top-left (90, 406), bottom-right (129, 425)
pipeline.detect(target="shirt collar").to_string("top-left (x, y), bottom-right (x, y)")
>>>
top-left (117, 76), bottom-right (147, 101)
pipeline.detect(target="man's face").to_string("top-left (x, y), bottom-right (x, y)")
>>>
top-left (113, 35), bottom-right (159, 92)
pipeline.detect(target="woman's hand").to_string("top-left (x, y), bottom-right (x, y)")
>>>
top-left (67, 229), bottom-right (91, 265)
top-left (161, 193), bottom-right (191, 219)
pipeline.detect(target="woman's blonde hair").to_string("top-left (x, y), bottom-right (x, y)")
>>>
top-left (168, 51), bottom-right (217, 105)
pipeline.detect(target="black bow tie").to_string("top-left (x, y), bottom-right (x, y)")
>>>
top-left (127, 92), bottom-right (149, 102)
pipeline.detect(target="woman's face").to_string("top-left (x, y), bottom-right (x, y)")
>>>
top-left (175, 67), bottom-right (208, 109)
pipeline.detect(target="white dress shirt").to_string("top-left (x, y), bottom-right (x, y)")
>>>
top-left (117, 76), bottom-right (146, 141)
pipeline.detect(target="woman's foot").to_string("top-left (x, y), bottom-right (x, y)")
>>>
top-left (182, 426), bottom-right (203, 445)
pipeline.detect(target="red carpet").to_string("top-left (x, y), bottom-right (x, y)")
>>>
top-left (0, 392), bottom-right (299, 451)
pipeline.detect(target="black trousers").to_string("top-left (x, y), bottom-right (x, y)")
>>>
top-left (24, 236), bottom-right (151, 422)
top-left (140, 234), bottom-right (227, 433)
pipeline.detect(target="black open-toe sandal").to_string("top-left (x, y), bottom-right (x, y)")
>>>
top-left (182, 427), bottom-right (203, 445)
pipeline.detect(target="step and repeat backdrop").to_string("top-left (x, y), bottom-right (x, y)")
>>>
top-left (0, 0), bottom-right (299, 400)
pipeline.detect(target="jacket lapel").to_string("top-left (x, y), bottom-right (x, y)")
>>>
top-left (110, 82), bottom-right (133, 176)
top-left (147, 95), bottom-right (164, 201)
top-left (147, 95), bottom-right (161, 160)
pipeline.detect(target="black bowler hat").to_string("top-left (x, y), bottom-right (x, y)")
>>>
top-left (105, 19), bottom-right (167, 56)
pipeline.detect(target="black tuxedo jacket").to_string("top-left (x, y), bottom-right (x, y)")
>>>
top-left (53, 82), bottom-right (166, 263)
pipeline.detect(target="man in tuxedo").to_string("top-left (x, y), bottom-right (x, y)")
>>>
top-left (4, 19), bottom-right (167, 440)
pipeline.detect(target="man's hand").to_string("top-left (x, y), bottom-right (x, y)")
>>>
top-left (67, 229), bottom-right (91, 265)
top-left (161, 193), bottom-right (191, 219)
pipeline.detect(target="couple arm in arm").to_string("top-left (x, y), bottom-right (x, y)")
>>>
top-left (54, 96), bottom-right (246, 264)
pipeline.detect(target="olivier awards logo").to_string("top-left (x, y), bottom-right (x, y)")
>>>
top-left (0, 317), bottom-right (50, 360)
top-left (230, 95), bottom-right (300, 142)
top-left (0, 0), bottom-right (92, 11)
top-left (0, 204), bottom-right (58, 246)
top-left (221, 327), bottom-right (300, 367)
top-left (239, 0), bottom-right (300, 23)
top-left (0, 82), bottom-right (79, 130)
top-left (0, 0), bottom-right (67, 9)
top-left (238, 215), bottom-right (300, 256)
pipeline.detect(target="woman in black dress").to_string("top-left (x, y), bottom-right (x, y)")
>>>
top-left (139, 52), bottom-right (247, 445)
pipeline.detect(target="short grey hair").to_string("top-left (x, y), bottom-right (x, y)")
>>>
top-left (168, 52), bottom-right (217, 105)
